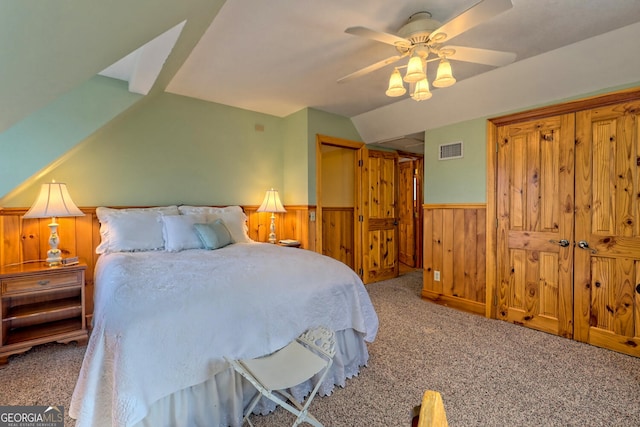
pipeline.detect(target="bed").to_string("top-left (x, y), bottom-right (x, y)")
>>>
top-left (69, 205), bottom-right (379, 427)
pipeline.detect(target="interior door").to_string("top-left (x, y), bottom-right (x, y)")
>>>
top-left (355, 147), bottom-right (399, 284)
top-left (399, 160), bottom-right (417, 267)
top-left (496, 114), bottom-right (575, 338)
top-left (574, 100), bottom-right (640, 357)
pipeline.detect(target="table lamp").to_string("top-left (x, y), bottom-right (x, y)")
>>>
top-left (24, 181), bottom-right (84, 266)
top-left (257, 188), bottom-right (286, 244)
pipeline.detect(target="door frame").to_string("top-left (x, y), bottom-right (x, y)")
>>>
top-left (397, 151), bottom-right (424, 269)
top-left (315, 134), bottom-right (364, 256)
top-left (486, 87), bottom-right (640, 319)
top-left (316, 134), bottom-right (420, 279)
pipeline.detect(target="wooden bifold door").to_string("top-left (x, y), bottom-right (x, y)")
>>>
top-left (491, 91), bottom-right (640, 357)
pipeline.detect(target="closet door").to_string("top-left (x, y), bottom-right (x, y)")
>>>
top-left (574, 100), bottom-right (640, 357)
top-left (496, 114), bottom-right (575, 338)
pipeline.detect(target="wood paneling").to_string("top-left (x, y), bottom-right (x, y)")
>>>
top-left (321, 207), bottom-right (354, 268)
top-left (422, 204), bottom-right (486, 315)
top-left (244, 205), bottom-right (314, 251)
top-left (1, 205), bottom-right (314, 318)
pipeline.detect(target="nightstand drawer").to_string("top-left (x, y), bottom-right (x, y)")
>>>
top-left (1, 270), bottom-right (83, 295)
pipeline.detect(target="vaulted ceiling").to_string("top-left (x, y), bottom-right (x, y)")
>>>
top-left (2, 0), bottom-right (640, 151)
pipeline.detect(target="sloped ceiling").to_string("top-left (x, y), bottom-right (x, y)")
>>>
top-left (0, 0), bottom-right (225, 134)
top-left (166, 0), bottom-right (640, 121)
top-left (1, 0), bottom-right (640, 167)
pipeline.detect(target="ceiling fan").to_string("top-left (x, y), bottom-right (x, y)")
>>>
top-left (337, 0), bottom-right (516, 101)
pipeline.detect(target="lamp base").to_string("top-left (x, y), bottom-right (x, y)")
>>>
top-left (46, 249), bottom-right (62, 267)
top-left (47, 219), bottom-right (62, 266)
top-left (268, 214), bottom-right (277, 244)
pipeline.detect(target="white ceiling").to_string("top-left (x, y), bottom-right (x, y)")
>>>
top-left (165, 0), bottom-right (640, 120)
top-left (96, 1), bottom-right (640, 154)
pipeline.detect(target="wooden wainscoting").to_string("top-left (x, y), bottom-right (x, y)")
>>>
top-left (321, 207), bottom-right (354, 269)
top-left (244, 205), bottom-right (314, 251)
top-left (0, 205), bottom-right (314, 319)
top-left (422, 204), bottom-right (486, 315)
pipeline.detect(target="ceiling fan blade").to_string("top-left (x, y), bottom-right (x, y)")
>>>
top-left (429, 0), bottom-right (513, 44)
top-left (444, 45), bottom-right (516, 66)
top-left (345, 26), bottom-right (411, 48)
top-left (337, 54), bottom-right (405, 83)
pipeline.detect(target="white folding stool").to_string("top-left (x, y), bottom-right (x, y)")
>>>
top-left (226, 326), bottom-right (336, 427)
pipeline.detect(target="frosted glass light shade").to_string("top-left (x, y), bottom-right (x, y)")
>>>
top-left (433, 58), bottom-right (456, 88)
top-left (403, 56), bottom-right (426, 83)
top-left (385, 69), bottom-right (406, 97)
top-left (411, 78), bottom-right (432, 101)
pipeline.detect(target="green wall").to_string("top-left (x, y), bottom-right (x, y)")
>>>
top-left (2, 92), bottom-right (363, 209)
top-left (424, 118), bottom-right (486, 204)
top-left (282, 109), bottom-right (309, 205)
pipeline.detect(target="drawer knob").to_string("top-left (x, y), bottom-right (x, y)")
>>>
top-left (37, 280), bottom-right (50, 286)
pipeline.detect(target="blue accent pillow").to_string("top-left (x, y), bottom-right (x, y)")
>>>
top-left (194, 220), bottom-right (233, 250)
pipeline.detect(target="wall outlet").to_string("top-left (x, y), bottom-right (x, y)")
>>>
top-left (434, 271), bottom-right (441, 281)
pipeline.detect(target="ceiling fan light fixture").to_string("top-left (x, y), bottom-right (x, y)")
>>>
top-left (403, 55), bottom-right (426, 83)
top-left (385, 68), bottom-right (407, 97)
top-left (433, 58), bottom-right (456, 88)
top-left (411, 78), bottom-right (432, 101)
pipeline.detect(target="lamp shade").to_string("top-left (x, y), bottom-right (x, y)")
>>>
top-left (257, 188), bottom-right (286, 213)
top-left (403, 55), bottom-right (426, 83)
top-left (433, 58), bottom-right (456, 88)
top-left (385, 68), bottom-right (406, 97)
top-left (411, 78), bottom-right (432, 101)
top-left (24, 182), bottom-right (84, 218)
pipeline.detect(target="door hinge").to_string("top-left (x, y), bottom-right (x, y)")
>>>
top-left (358, 159), bottom-right (363, 167)
top-left (359, 215), bottom-right (364, 222)
top-left (494, 294), bottom-right (498, 306)
top-left (358, 268), bottom-right (364, 276)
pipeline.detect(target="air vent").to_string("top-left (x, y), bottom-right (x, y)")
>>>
top-left (439, 141), bottom-right (463, 160)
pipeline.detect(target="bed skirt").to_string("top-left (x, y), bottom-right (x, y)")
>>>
top-left (132, 328), bottom-right (369, 427)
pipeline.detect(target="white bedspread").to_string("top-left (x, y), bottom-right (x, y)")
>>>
top-left (70, 243), bottom-right (378, 427)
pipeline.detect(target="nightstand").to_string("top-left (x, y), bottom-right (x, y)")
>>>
top-left (0, 261), bottom-right (88, 367)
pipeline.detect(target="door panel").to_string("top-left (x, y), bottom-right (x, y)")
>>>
top-left (574, 100), bottom-right (640, 356)
top-left (356, 147), bottom-right (399, 284)
top-left (496, 114), bottom-right (575, 338)
top-left (399, 161), bottom-right (416, 267)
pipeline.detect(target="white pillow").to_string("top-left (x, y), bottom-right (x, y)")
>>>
top-left (162, 214), bottom-right (207, 252)
top-left (178, 205), bottom-right (251, 243)
top-left (96, 206), bottom-right (179, 254)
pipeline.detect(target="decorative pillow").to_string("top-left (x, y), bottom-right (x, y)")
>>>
top-left (194, 220), bottom-right (233, 250)
top-left (96, 206), bottom-right (179, 254)
top-left (161, 214), bottom-right (207, 252)
top-left (178, 205), bottom-right (251, 243)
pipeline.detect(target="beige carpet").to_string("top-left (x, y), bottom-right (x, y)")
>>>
top-left (2, 270), bottom-right (639, 426)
